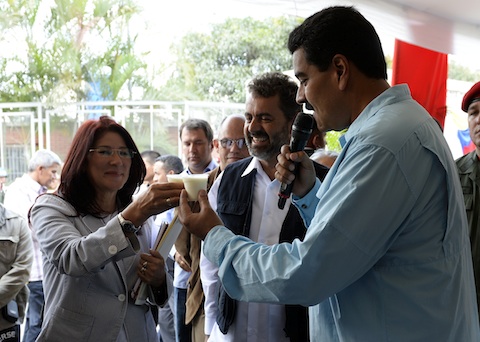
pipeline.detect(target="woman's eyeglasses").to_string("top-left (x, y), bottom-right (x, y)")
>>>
top-left (219, 138), bottom-right (246, 149)
top-left (89, 147), bottom-right (137, 159)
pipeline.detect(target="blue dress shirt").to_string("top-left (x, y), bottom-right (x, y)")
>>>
top-left (203, 85), bottom-right (480, 341)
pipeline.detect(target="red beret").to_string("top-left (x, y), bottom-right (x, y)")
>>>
top-left (462, 81), bottom-right (480, 112)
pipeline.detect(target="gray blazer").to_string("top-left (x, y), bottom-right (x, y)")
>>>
top-left (31, 194), bottom-right (171, 342)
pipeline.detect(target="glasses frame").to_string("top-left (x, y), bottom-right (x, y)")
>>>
top-left (88, 147), bottom-right (137, 159)
top-left (219, 138), bottom-right (246, 149)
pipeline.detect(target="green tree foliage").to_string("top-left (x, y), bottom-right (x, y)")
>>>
top-left (157, 16), bottom-right (303, 103)
top-left (0, 0), bottom-right (145, 103)
top-left (448, 60), bottom-right (480, 82)
top-left (325, 130), bottom-right (344, 152)
top-left (385, 55), bottom-right (393, 70)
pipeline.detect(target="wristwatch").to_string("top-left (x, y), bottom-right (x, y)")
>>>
top-left (117, 213), bottom-right (139, 234)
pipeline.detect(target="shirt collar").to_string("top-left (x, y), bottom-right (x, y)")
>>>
top-left (340, 84), bottom-right (411, 148)
top-left (241, 157), bottom-right (266, 178)
top-left (185, 159), bottom-right (218, 175)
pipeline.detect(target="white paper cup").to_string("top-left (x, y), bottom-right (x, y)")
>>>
top-left (166, 174), bottom-right (184, 184)
top-left (182, 174), bottom-right (208, 201)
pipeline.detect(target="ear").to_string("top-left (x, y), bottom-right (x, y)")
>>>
top-left (167, 170), bottom-right (175, 175)
top-left (312, 134), bottom-right (325, 150)
top-left (332, 54), bottom-right (349, 91)
top-left (213, 139), bottom-right (219, 149)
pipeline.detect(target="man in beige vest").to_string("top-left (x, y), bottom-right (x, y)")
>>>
top-left (176, 115), bottom-right (249, 341)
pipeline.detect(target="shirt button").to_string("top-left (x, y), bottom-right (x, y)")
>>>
top-left (118, 294), bottom-right (126, 302)
top-left (108, 245), bottom-right (118, 254)
top-left (301, 204), bottom-right (307, 209)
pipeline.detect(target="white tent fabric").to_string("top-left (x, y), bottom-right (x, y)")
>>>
top-left (233, 0), bottom-right (480, 60)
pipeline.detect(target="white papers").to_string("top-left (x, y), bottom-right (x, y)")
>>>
top-left (131, 212), bottom-right (183, 304)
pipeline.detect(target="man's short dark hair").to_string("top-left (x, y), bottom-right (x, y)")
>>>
top-left (141, 150), bottom-right (161, 164)
top-left (288, 6), bottom-right (387, 79)
top-left (155, 154), bottom-right (184, 174)
top-left (179, 119), bottom-right (214, 142)
top-left (247, 72), bottom-right (301, 122)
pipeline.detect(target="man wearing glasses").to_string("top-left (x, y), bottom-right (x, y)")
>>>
top-left (200, 72), bottom-right (329, 341)
top-left (212, 114), bottom-right (251, 174)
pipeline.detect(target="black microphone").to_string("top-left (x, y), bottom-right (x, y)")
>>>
top-left (278, 112), bottom-right (314, 209)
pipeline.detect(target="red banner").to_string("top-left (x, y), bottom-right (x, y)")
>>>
top-left (391, 39), bottom-right (448, 128)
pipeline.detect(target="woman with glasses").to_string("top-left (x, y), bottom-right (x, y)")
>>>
top-left (30, 116), bottom-right (183, 342)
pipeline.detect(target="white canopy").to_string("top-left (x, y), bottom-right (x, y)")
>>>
top-left (230, 0), bottom-right (480, 65)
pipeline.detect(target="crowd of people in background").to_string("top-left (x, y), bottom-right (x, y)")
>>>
top-left (2, 5), bottom-right (480, 342)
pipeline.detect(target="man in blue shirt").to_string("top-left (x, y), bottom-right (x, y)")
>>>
top-left (178, 6), bottom-right (480, 341)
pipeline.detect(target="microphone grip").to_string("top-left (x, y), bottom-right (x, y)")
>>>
top-left (278, 184), bottom-right (292, 209)
top-left (277, 161), bottom-right (299, 210)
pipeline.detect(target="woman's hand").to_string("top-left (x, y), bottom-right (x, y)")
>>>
top-left (123, 182), bottom-right (184, 226)
top-left (137, 249), bottom-right (166, 288)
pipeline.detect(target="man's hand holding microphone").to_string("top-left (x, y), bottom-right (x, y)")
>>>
top-left (277, 112), bottom-right (317, 208)
top-left (275, 143), bottom-right (317, 202)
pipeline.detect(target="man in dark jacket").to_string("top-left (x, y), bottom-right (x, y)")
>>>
top-left (201, 72), bottom-right (329, 341)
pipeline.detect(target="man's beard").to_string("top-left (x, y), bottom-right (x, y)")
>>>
top-left (246, 130), bottom-right (290, 161)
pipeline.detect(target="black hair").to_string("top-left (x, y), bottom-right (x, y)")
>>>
top-left (155, 154), bottom-right (184, 174)
top-left (179, 119), bottom-right (214, 142)
top-left (288, 6), bottom-right (387, 79)
top-left (247, 72), bottom-right (301, 121)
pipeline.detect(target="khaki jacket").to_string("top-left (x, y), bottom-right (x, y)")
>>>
top-left (0, 204), bottom-right (33, 330)
top-left (176, 167), bottom-right (220, 324)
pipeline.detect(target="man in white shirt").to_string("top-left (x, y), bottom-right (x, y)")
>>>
top-left (4, 149), bottom-right (62, 342)
top-left (201, 72), bottom-right (328, 341)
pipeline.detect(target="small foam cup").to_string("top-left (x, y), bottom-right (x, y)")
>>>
top-left (166, 174), bottom-right (184, 184)
top-left (182, 174), bottom-right (208, 201)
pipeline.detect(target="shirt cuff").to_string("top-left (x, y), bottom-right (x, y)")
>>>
top-left (292, 178), bottom-right (321, 210)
